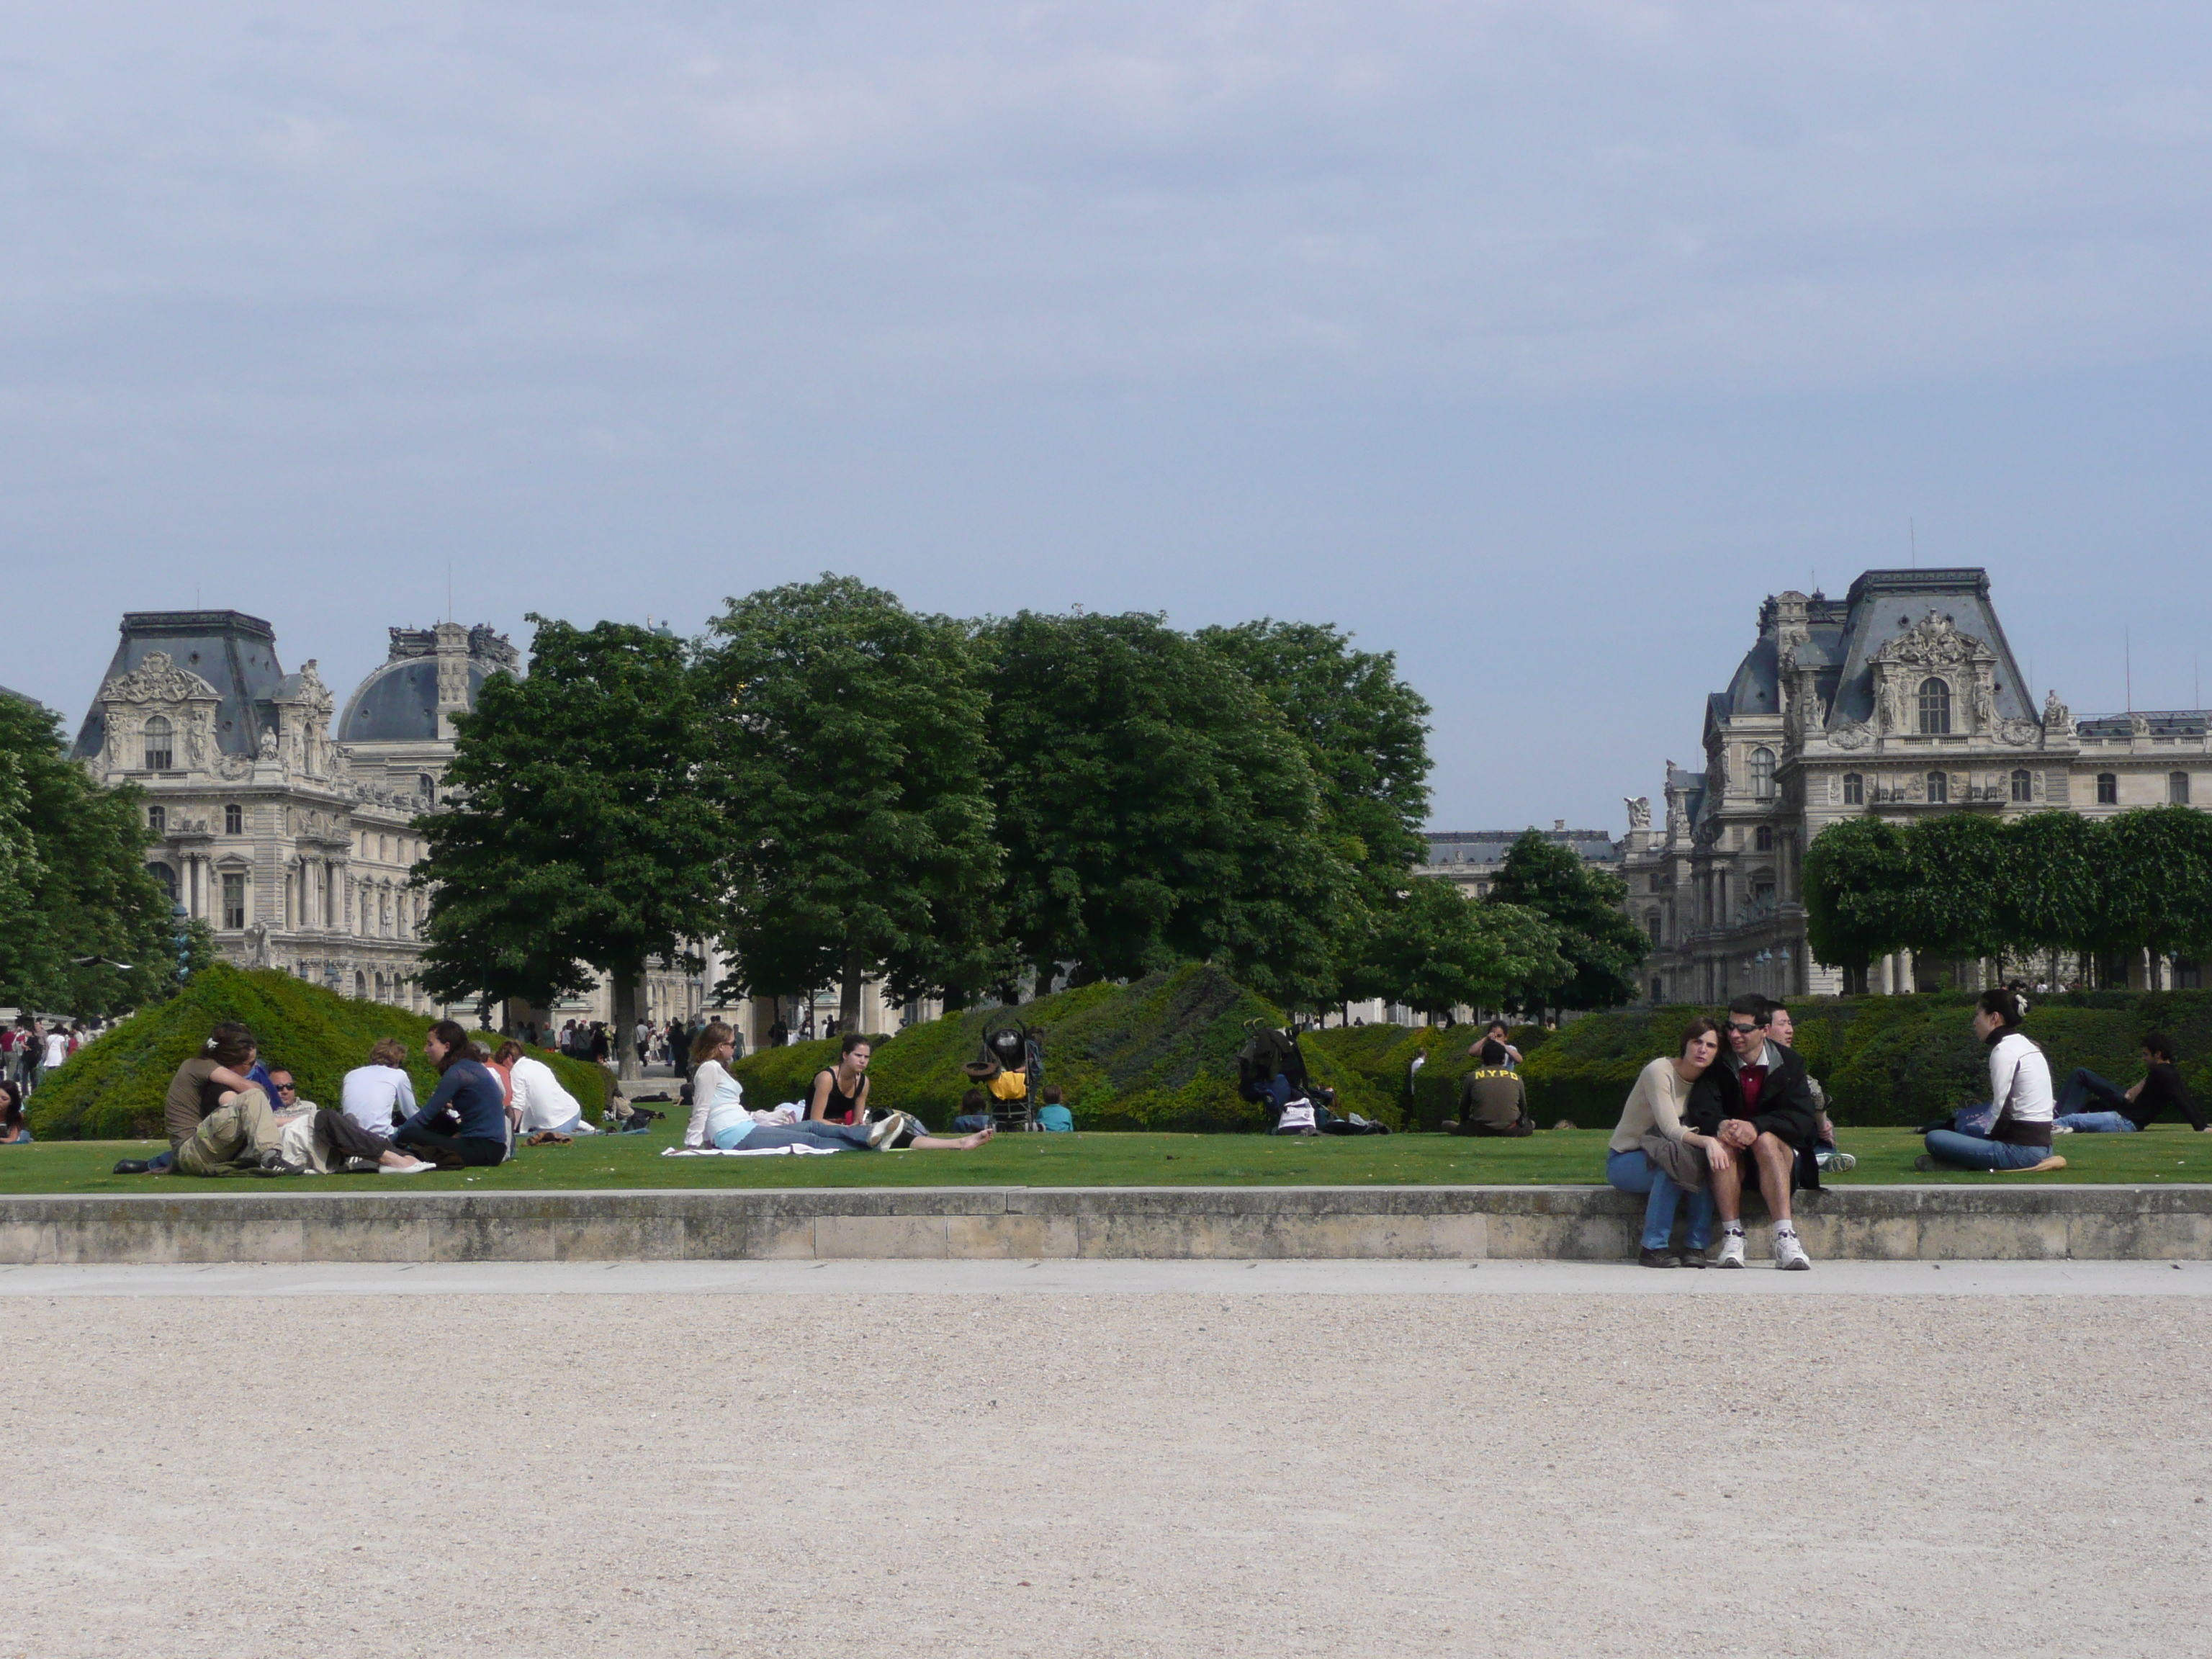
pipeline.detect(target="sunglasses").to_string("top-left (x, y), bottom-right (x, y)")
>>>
top-left (1725, 1023), bottom-right (1762, 1036)
top-left (274, 1082), bottom-right (297, 1093)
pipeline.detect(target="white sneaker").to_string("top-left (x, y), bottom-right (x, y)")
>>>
top-left (2050, 1124), bottom-right (2074, 1135)
top-left (1773, 1228), bottom-right (1812, 1271)
top-left (1714, 1229), bottom-right (1747, 1269)
top-left (379, 1159), bottom-right (436, 1175)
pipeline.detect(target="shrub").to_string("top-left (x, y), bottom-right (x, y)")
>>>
top-left (1515, 989), bottom-right (2212, 1128)
top-left (28, 963), bottom-right (609, 1140)
top-left (729, 963), bottom-right (1288, 1132)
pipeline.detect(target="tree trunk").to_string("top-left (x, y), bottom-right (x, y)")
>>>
top-left (611, 965), bottom-right (642, 1082)
top-left (840, 945), bottom-right (865, 1035)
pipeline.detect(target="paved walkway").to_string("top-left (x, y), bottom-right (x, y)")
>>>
top-left (7, 1264), bottom-right (2207, 1656)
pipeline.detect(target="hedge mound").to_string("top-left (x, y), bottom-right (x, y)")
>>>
top-left (1516, 989), bottom-right (2212, 1128)
top-left (27, 964), bottom-right (611, 1141)
top-left (731, 964), bottom-right (1312, 1133)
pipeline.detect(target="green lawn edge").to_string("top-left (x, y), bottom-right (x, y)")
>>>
top-left (3, 1123), bottom-right (2208, 1197)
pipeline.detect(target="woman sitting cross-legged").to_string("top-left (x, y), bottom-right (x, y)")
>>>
top-left (393, 1020), bottom-right (511, 1169)
top-left (1606, 1017), bottom-right (1727, 1268)
top-left (1917, 988), bottom-right (2066, 1174)
top-left (683, 1022), bottom-right (994, 1152)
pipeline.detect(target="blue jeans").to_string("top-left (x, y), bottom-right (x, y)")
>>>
top-left (2057, 1068), bottom-right (2127, 1116)
top-left (1923, 1130), bottom-right (2051, 1170)
top-left (2054, 1110), bottom-right (2136, 1133)
top-left (1606, 1148), bottom-right (1715, 1251)
top-left (713, 1120), bottom-right (874, 1152)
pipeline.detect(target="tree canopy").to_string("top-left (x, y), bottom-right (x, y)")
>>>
top-left (980, 610), bottom-right (1340, 1010)
top-left (411, 619), bottom-right (723, 1070)
top-left (1481, 830), bottom-right (1647, 1015)
top-left (1349, 875), bottom-right (1569, 1019)
top-left (0, 693), bottom-right (181, 1017)
top-left (698, 575), bottom-right (1005, 1025)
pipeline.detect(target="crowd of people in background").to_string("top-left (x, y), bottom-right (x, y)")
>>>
top-left (1, 1015), bottom-right (96, 1102)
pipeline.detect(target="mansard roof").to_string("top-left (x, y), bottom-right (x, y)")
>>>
top-left (337, 624), bottom-right (520, 745)
top-left (1826, 568), bottom-right (2034, 728)
top-left (72, 610), bottom-right (285, 763)
top-left (1425, 828), bottom-right (1621, 866)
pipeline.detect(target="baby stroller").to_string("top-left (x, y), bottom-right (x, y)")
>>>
top-left (963, 1017), bottom-right (1044, 1131)
top-left (1235, 1022), bottom-right (1385, 1136)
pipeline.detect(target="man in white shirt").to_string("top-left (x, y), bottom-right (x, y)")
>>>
top-left (340, 1038), bottom-right (418, 1133)
top-left (502, 1043), bottom-right (596, 1136)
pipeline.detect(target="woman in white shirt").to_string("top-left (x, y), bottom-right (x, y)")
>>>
top-left (495, 1041), bottom-right (597, 1136)
top-left (1918, 988), bottom-right (2065, 1173)
top-left (682, 1022), bottom-right (996, 1154)
top-left (339, 1038), bottom-right (418, 1134)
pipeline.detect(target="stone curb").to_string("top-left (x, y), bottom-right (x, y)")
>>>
top-left (4, 1184), bottom-right (2210, 1264)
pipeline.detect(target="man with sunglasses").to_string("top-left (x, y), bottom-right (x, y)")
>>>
top-left (266, 1070), bottom-right (320, 1116)
top-left (1686, 996), bottom-right (1819, 1269)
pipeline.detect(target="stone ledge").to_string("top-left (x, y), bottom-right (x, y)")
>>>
top-left (4, 1184), bottom-right (2210, 1265)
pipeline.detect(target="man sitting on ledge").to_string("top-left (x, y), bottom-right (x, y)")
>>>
top-left (1686, 996), bottom-right (1818, 1270)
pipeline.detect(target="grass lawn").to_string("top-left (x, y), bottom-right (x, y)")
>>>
top-left (1, 1122), bottom-right (2209, 1195)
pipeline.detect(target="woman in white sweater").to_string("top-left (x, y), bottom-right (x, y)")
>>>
top-left (683, 1023), bottom-right (995, 1153)
top-left (1606, 1017), bottom-right (1728, 1267)
top-left (1917, 988), bottom-right (2065, 1173)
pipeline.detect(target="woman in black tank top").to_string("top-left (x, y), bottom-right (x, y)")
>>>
top-left (809, 1035), bottom-right (872, 1123)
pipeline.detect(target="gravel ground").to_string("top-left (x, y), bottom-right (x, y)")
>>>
top-left (4, 1292), bottom-right (2206, 1658)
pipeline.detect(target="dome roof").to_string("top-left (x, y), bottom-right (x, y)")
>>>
top-left (338, 658), bottom-right (495, 745)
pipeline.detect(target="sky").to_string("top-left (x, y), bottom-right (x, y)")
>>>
top-left (8, 1), bottom-right (2212, 832)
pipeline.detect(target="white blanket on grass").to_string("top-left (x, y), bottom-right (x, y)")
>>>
top-left (661, 1144), bottom-right (842, 1157)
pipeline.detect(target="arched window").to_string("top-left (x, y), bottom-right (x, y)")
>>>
top-left (354, 970), bottom-right (367, 998)
top-left (1842, 773), bottom-right (1863, 806)
top-left (147, 804), bottom-right (166, 835)
top-left (1647, 914), bottom-right (1662, 945)
top-left (2011, 769), bottom-right (2033, 803)
top-left (374, 972), bottom-right (387, 1002)
top-left (1917, 678), bottom-right (1952, 735)
top-left (1926, 770), bottom-right (1949, 804)
top-left (2173, 771), bottom-right (2193, 805)
top-left (224, 803), bottom-right (243, 835)
top-left (149, 862), bottom-right (177, 901)
top-left (1755, 824), bottom-right (1773, 851)
top-left (2098, 773), bottom-right (2118, 804)
top-left (1651, 977), bottom-right (1664, 1003)
top-left (1750, 747), bottom-right (1776, 800)
top-left (143, 716), bottom-right (173, 772)
top-left (419, 773), bottom-right (436, 804)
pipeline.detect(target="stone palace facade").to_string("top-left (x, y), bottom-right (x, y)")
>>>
top-left (1619, 568), bottom-right (2211, 1002)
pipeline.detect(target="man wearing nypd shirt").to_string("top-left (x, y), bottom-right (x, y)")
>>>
top-left (1686, 995), bottom-right (1819, 1269)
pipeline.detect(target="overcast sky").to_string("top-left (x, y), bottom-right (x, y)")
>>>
top-left (9, 2), bottom-right (2212, 832)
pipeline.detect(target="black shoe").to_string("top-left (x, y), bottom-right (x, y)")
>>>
top-left (1637, 1247), bottom-right (1681, 1269)
top-left (1678, 1246), bottom-right (1712, 1268)
top-left (112, 1158), bottom-right (150, 1175)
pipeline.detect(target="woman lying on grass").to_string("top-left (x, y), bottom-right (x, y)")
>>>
top-left (683, 1022), bottom-right (994, 1153)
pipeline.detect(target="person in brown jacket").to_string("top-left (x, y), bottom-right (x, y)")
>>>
top-left (1452, 1040), bottom-right (1533, 1136)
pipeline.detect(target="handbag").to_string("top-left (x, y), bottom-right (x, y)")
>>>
top-left (1638, 1132), bottom-right (1709, 1190)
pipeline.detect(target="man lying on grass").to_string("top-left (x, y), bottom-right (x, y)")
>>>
top-left (683, 1022), bottom-right (994, 1153)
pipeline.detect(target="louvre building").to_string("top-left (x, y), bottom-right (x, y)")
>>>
top-left (1616, 568), bottom-right (2211, 1003)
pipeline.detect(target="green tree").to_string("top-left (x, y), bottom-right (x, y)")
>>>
top-left (1349, 876), bottom-right (1568, 1020)
top-left (981, 611), bottom-right (1340, 1010)
top-left (2100, 806), bottom-right (2212, 971)
top-left (1481, 830), bottom-right (1646, 1017)
top-left (0, 693), bottom-right (180, 1016)
top-left (1901, 811), bottom-right (2010, 963)
top-left (1997, 809), bottom-right (2108, 985)
top-left (411, 619), bottom-right (724, 1074)
top-left (698, 576), bottom-right (1007, 1027)
top-left (1197, 620), bottom-right (1433, 1007)
top-left (1803, 815), bottom-right (1915, 992)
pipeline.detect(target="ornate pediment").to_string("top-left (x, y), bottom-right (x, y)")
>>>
top-left (102, 650), bottom-right (220, 706)
top-left (1872, 611), bottom-right (1994, 669)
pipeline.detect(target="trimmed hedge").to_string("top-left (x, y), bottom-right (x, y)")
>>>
top-left (27, 963), bottom-right (611, 1141)
top-left (1516, 990), bottom-right (2212, 1128)
top-left (729, 964), bottom-right (1294, 1133)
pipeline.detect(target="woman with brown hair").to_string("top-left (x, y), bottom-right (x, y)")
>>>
top-left (1606, 1016), bottom-right (1728, 1267)
top-left (393, 1020), bottom-right (509, 1168)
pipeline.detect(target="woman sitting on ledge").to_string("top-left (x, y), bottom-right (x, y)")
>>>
top-left (1916, 988), bottom-right (2067, 1174)
top-left (685, 1023), bottom-right (994, 1152)
top-left (1606, 1017), bottom-right (1726, 1268)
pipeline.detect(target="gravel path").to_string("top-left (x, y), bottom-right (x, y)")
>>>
top-left (4, 1291), bottom-right (2205, 1657)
